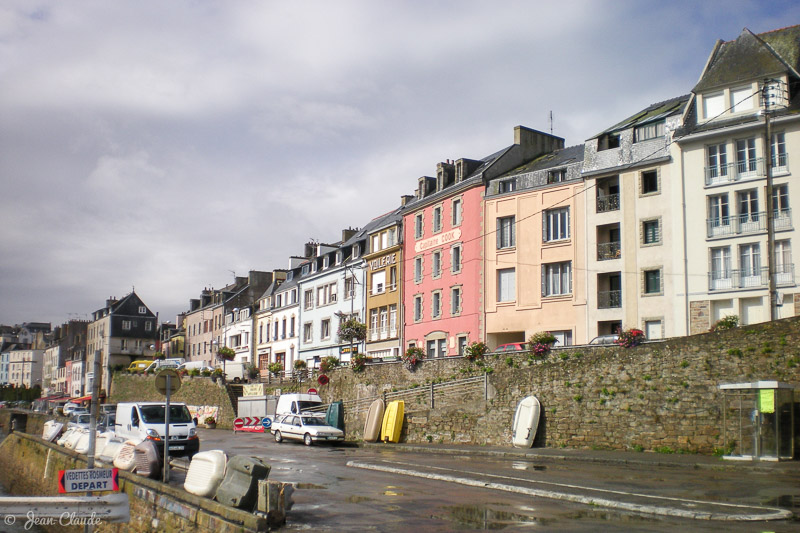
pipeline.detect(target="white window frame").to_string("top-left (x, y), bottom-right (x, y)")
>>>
top-left (544, 207), bottom-right (570, 242)
top-left (497, 216), bottom-right (516, 249)
top-left (542, 261), bottom-right (572, 297)
top-left (497, 268), bottom-right (516, 303)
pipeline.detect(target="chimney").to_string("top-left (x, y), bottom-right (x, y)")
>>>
top-left (341, 227), bottom-right (358, 242)
top-left (436, 161), bottom-right (455, 191)
top-left (400, 194), bottom-right (415, 206)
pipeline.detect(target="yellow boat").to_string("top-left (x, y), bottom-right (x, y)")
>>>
top-left (380, 400), bottom-right (404, 443)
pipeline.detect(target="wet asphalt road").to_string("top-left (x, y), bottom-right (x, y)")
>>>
top-left (180, 428), bottom-right (800, 532)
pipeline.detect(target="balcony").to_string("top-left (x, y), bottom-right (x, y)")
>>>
top-left (708, 210), bottom-right (793, 238)
top-left (774, 209), bottom-right (793, 231)
top-left (772, 152), bottom-right (789, 175)
top-left (705, 157), bottom-right (765, 186)
top-left (598, 290), bottom-right (622, 309)
top-left (596, 194), bottom-right (620, 213)
top-left (597, 241), bottom-right (621, 261)
top-left (708, 267), bottom-right (771, 291)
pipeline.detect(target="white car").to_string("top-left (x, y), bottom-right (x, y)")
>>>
top-left (271, 414), bottom-right (344, 446)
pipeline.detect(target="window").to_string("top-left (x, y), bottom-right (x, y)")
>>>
top-left (634, 121), bottom-right (665, 142)
top-left (389, 266), bottom-right (397, 290)
top-left (737, 190), bottom-right (759, 223)
top-left (775, 240), bottom-right (792, 281)
top-left (497, 268), bottom-right (516, 302)
top-left (379, 308), bottom-right (388, 334)
top-left (302, 264), bottom-right (309, 275)
top-left (290, 316), bottom-right (295, 337)
top-left (642, 219), bottom-right (661, 245)
top-left (644, 269), bottom-right (662, 295)
top-left (457, 336), bottom-right (468, 356)
top-left (139, 306), bottom-right (147, 314)
top-left (707, 143), bottom-right (728, 179)
top-left (344, 277), bottom-right (355, 299)
top-left (370, 309), bottom-right (378, 336)
top-left (599, 133), bottom-right (620, 150)
top-left (389, 305), bottom-right (397, 335)
top-left (771, 132), bottom-right (787, 169)
top-left (371, 234), bottom-right (380, 253)
top-left (548, 168), bottom-right (567, 183)
top-left (432, 250), bottom-right (442, 278)
top-left (551, 331), bottom-right (573, 347)
top-left (498, 179), bottom-right (517, 193)
top-left (432, 291), bottom-right (442, 319)
top-left (772, 185), bottom-right (789, 215)
top-left (542, 261), bottom-right (572, 296)
top-left (121, 339), bottom-right (128, 350)
top-left (433, 206), bottom-right (442, 233)
top-left (414, 295), bottom-right (423, 322)
top-left (303, 323), bottom-right (312, 343)
top-left (145, 321), bottom-right (152, 332)
top-left (451, 286), bottom-right (462, 316)
top-left (497, 216), bottom-right (516, 249)
top-left (321, 319), bottom-right (331, 340)
top-left (711, 247), bottom-right (731, 278)
top-left (304, 289), bottom-right (313, 310)
top-left (736, 138), bottom-right (757, 175)
top-left (702, 91), bottom-right (724, 119)
top-left (323, 256), bottom-right (329, 269)
top-left (544, 208), bottom-right (569, 242)
top-left (427, 340), bottom-right (437, 359)
top-left (730, 86), bottom-right (753, 113)
top-left (352, 244), bottom-right (360, 257)
top-left (740, 243), bottom-right (761, 278)
top-left (451, 244), bottom-right (462, 273)
top-left (415, 213), bottom-right (424, 239)
top-left (709, 194), bottom-right (730, 231)
top-left (371, 271), bottom-right (386, 295)
top-left (122, 320), bottom-right (131, 331)
top-left (387, 228), bottom-right (397, 247)
top-left (452, 198), bottom-right (463, 226)
top-left (414, 256), bottom-right (423, 283)
top-left (641, 170), bottom-right (659, 195)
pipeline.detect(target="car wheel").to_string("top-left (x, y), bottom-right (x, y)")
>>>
top-left (304, 433), bottom-right (313, 446)
top-left (274, 430), bottom-right (283, 443)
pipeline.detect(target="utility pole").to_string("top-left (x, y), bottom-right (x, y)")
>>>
top-left (762, 78), bottom-right (781, 321)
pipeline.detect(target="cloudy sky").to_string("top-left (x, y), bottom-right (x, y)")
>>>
top-left (1, 1), bottom-right (797, 326)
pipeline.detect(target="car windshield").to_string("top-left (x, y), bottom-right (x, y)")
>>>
top-left (301, 417), bottom-right (327, 426)
top-left (73, 414), bottom-right (91, 423)
top-left (296, 401), bottom-right (322, 412)
top-left (139, 405), bottom-right (193, 423)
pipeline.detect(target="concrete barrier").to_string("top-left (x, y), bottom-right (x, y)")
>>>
top-left (0, 432), bottom-right (286, 532)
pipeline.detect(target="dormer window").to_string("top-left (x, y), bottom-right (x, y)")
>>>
top-left (547, 169), bottom-right (567, 183)
top-left (311, 262), bottom-right (317, 273)
top-left (498, 179), bottom-right (517, 193)
top-left (634, 121), bottom-right (665, 142)
top-left (301, 264), bottom-right (309, 275)
top-left (353, 244), bottom-right (360, 258)
top-left (286, 271), bottom-right (294, 281)
top-left (598, 133), bottom-right (620, 150)
top-left (323, 256), bottom-right (330, 269)
top-left (335, 251), bottom-right (342, 265)
top-left (702, 91), bottom-right (724, 120)
top-left (730, 86), bottom-right (754, 114)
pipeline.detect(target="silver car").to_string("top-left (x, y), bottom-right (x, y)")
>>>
top-left (271, 414), bottom-right (344, 446)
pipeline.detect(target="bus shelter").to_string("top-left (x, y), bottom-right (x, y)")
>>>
top-left (719, 381), bottom-right (796, 461)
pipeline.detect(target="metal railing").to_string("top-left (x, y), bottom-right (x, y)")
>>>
top-left (596, 194), bottom-right (620, 213)
top-left (708, 266), bottom-right (770, 291)
top-left (704, 157), bottom-right (765, 186)
top-left (335, 374), bottom-right (489, 416)
top-left (598, 289), bottom-right (622, 309)
top-left (597, 241), bottom-right (621, 260)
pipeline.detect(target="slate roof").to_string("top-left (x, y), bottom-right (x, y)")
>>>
top-left (500, 144), bottom-right (584, 178)
top-left (591, 95), bottom-right (690, 139)
top-left (694, 26), bottom-right (800, 93)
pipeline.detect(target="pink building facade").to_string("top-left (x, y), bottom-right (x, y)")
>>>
top-left (403, 179), bottom-right (484, 357)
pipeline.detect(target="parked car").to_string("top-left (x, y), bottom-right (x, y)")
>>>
top-left (62, 402), bottom-right (82, 416)
top-left (100, 404), bottom-right (117, 415)
top-left (98, 412), bottom-right (116, 432)
top-left (271, 414), bottom-right (344, 446)
top-left (68, 413), bottom-right (92, 429)
top-left (589, 334), bottom-right (619, 345)
top-left (492, 342), bottom-right (528, 354)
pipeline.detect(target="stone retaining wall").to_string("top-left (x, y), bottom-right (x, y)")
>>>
top-left (319, 317), bottom-right (800, 454)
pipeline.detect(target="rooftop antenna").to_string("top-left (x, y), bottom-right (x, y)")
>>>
top-left (549, 110), bottom-right (554, 136)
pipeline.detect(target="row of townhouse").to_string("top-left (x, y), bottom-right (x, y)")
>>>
top-left (182, 26), bottom-right (800, 373)
top-left (15, 25), bottom-right (800, 391)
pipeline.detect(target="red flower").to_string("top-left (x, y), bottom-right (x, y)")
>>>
top-left (317, 374), bottom-right (329, 386)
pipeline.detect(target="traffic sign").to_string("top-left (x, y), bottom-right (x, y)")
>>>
top-left (307, 388), bottom-right (317, 394)
top-left (59, 468), bottom-right (119, 493)
top-left (233, 417), bottom-right (244, 429)
top-left (154, 369), bottom-right (181, 396)
top-left (261, 417), bottom-right (272, 429)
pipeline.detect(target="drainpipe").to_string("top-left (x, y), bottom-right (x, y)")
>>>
top-left (680, 144), bottom-right (690, 336)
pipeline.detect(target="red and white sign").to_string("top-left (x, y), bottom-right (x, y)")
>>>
top-left (233, 416), bottom-right (265, 433)
top-left (414, 228), bottom-right (461, 253)
top-left (307, 388), bottom-right (317, 394)
top-left (59, 468), bottom-right (119, 493)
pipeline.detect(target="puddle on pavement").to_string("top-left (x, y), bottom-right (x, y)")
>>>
top-left (511, 461), bottom-right (546, 471)
top-left (383, 485), bottom-right (404, 496)
top-left (764, 494), bottom-right (800, 514)
top-left (439, 504), bottom-right (545, 529)
top-left (346, 495), bottom-right (374, 503)
top-left (295, 483), bottom-right (326, 490)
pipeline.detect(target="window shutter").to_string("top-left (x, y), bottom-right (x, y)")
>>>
top-left (541, 265), bottom-right (547, 297)
top-left (542, 213), bottom-right (547, 242)
top-left (496, 218), bottom-right (502, 249)
top-left (566, 209), bottom-right (571, 239)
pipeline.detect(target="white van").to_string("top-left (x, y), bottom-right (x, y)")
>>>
top-left (276, 393), bottom-right (323, 417)
top-left (217, 361), bottom-right (246, 383)
top-left (177, 361), bottom-right (214, 373)
top-left (114, 402), bottom-right (199, 458)
top-left (145, 358), bottom-right (186, 373)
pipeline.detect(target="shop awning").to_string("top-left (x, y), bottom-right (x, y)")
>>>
top-left (70, 393), bottom-right (105, 403)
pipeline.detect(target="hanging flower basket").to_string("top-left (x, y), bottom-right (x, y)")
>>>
top-left (402, 347), bottom-right (425, 371)
top-left (616, 328), bottom-right (645, 348)
top-left (317, 374), bottom-right (330, 386)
